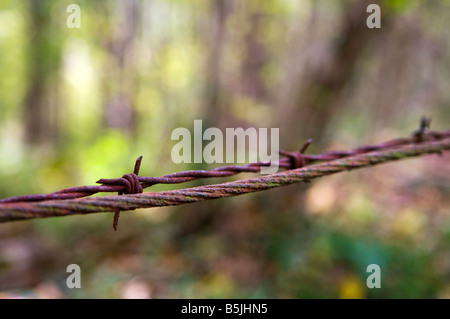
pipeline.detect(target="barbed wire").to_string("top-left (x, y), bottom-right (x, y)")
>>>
top-left (0, 118), bottom-right (449, 229)
top-left (0, 136), bottom-right (448, 225)
top-left (1, 119), bottom-right (448, 205)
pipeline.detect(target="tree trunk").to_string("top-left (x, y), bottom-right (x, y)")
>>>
top-left (24, 0), bottom-right (61, 146)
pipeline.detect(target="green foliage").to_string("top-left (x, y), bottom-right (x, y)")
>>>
top-left (0, 0), bottom-right (449, 299)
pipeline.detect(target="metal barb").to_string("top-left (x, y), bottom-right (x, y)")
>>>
top-left (113, 156), bottom-right (144, 231)
top-left (413, 116), bottom-right (432, 142)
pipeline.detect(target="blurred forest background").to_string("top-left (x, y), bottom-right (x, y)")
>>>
top-left (0, 0), bottom-right (449, 298)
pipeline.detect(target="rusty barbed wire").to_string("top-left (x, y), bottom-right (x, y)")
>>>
top-left (0, 135), bottom-right (448, 225)
top-left (0, 118), bottom-right (449, 207)
top-left (0, 118), bottom-right (449, 229)
top-left (111, 155), bottom-right (143, 231)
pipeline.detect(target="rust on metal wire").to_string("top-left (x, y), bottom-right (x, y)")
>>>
top-left (110, 156), bottom-right (144, 230)
top-left (0, 117), bottom-right (448, 228)
top-left (0, 118), bottom-right (448, 227)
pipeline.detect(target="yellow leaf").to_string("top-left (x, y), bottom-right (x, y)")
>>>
top-left (339, 275), bottom-right (366, 299)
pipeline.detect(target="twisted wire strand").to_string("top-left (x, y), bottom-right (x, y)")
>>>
top-left (0, 136), bottom-right (448, 223)
top-left (1, 129), bottom-right (449, 205)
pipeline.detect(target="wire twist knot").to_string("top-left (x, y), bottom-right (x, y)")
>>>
top-left (118, 173), bottom-right (143, 195)
top-left (112, 156), bottom-right (143, 231)
top-left (279, 139), bottom-right (313, 169)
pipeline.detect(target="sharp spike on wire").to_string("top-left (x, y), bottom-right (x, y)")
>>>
top-left (113, 209), bottom-right (120, 231)
top-left (300, 139), bottom-right (313, 154)
top-left (112, 156), bottom-right (144, 231)
top-left (134, 156), bottom-right (143, 175)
